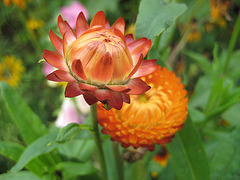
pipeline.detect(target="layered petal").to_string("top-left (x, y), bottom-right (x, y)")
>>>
top-left (65, 82), bottom-right (84, 97)
top-left (90, 11), bottom-right (105, 28)
top-left (49, 30), bottom-right (63, 55)
top-left (110, 17), bottom-right (125, 34)
top-left (43, 49), bottom-right (68, 71)
top-left (71, 59), bottom-right (87, 81)
top-left (46, 70), bottom-right (76, 82)
top-left (58, 15), bottom-right (76, 43)
top-left (132, 60), bottom-right (159, 78)
top-left (76, 12), bottom-right (89, 37)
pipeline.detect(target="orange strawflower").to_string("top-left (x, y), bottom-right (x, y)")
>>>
top-left (98, 67), bottom-right (188, 151)
top-left (43, 11), bottom-right (158, 110)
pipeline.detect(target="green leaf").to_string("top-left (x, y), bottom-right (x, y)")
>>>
top-left (135, 0), bottom-right (187, 42)
top-left (167, 116), bottom-right (210, 180)
top-left (0, 141), bottom-right (25, 161)
top-left (49, 123), bottom-right (92, 145)
top-left (184, 50), bottom-right (212, 73)
top-left (11, 130), bottom-right (59, 172)
top-left (210, 125), bottom-right (240, 180)
top-left (0, 82), bottom-right (47, 145)
top-left (56, 162), bottom-right (96, 179)
top-left (0, 171), bottom-right (41, 180)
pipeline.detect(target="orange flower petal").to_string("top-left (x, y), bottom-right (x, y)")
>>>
top-left (105, 19), bottom-right (110, 29)
top-left (127, 54), bottom-right (144, 79)
top-left (132, 60), bottom-right (158, 78)
top-left (43, 49), bottom-right (68, 71)
top-left (93, 89), bottom-right (113, 101)
top-left (65, 82), bottom-right (84, 97)
top-left (49, 30), bottom-right (63, 56)
top-left (46, 70), bottom-right (76, 82)
top-left (125, 34), bottom-right (134, 45)
top-left (108, 92), bottom-right (123, 110)
top-left (90, 11), bottom-right (105, 28)
top-left (128, 38), bottom-right (151, 64)
top-left (58, 15), bottom-right (76, 42)
top-left (111, 17), bottom-right (125, 35)
top-left (78, 83), bottom-right (98, 91)
top-left (71, 59), bottom-right (87, 81)
top-left (83, 92), bottom-right (98, 105)
top-left (122, 93), bottom-right (130, 104)
top-left (106, 85), bottom-right (130, 92)
top-left (76, 12), bottom-right (89, 38)
top-left (126, 78), bottom-right (150, 95)
top-left (112, 28), bottom-right (126, 44)
top-left (86, 51), bottom-right (114, 84)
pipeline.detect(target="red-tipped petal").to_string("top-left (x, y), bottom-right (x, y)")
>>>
top-left (76, 12), bottom-right (89, 37)
top-left (128, 38), bottom-right (151, 57)
top-left (71, 59), bottom-right (87, 81)
top-left (88, 52), bottom-right (113, 84)
top-left (106, 85), bottom-right (130, 92)
top-left (126, 78), bottom-right (150, 95)
top-left (46, 70), bottom-right (76, 82)
top-left (58, 15), bottom-right (76, 42)
top-left (125, 34), bottom-right (134, 45)
top-left (105, 19), bottom-right (110, 29)
top-left (122, 93), bottom-right (130, 104)
top-left (49, 30), bottom-right (63, 56)
top-left (127, 54), bottom-right (143, 79)
top-left (132, 60), bottom-right (158, 78)
top-left (83, 92), bottom-right (98, 105)
top-left (90, 11), bottom-right (105, 28)
top-left (112, 28), bottom-right (126, 44)
top-left (43, 49), bottom-right (68, 71)
top-left (110, 17), bottom-right (125, 34)
top-left (93, 89), bottom-right (113, 101)
top-left (78, 83), bottom-right (98, 92)
top-left (108, 92), bottom-right (123, 110)
top-left (65, 82), bottom-right (84, 97)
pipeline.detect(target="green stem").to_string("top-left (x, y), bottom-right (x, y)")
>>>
top-left (90, 104), bottom-right (108, 180)
top-left (112, 142), bottom-right (124, 180)
top-left (223, 12), bottom-right (240, 74)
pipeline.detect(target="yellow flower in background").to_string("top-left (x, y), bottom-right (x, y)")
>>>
top-left (187, 19), bottom-right (201, 43)
top-left (0, 56), bottom-right (25, 87)
top-left (3, 0), bottom-right (30, 9)
top-left (125, 24), bottom-right (135, 38)
top-left (153, 145), bottom-right (170, 167)
top-left (26, 19), bottom-right (44, 31)
top-left (187, 30), bottom-right (201, 43)
top-left (210, 0), bottom-right (231, 27)
top-left (98, 67), bottom-right (188, 151)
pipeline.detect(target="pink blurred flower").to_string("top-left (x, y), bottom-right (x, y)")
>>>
top-left (55, 95), bottom-right (90, 128)
top-left (42, 61), bottom-right (54, 76)
top-left (60, 1), bottom-right (89, 29)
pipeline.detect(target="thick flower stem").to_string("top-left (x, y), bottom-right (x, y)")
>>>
top-left (112, 142), bottom-right (124, 180)
top-left (90, 104), bottom-right (108, 180)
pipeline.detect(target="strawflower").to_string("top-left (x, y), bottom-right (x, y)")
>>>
top-left (43, 11), bottom-right (158, 110)
top-left (0, 55), bottom-right (25, 87)
top-left (97, 67), bottom-right (188, 151)
top-left (60, 1), bottom-right (89, 29)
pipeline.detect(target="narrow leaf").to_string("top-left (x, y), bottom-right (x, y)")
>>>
top-left (167, 116), bottom-right (210, 180)
top-left (0, 171), bottom-right (41, 180)
top-left (0, 82), bottom-right (47, 145)
top-left (11, 130), bottom-right (59, 172)
top-left (0, 141), bottom-right (25, 161)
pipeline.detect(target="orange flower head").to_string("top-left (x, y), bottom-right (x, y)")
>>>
top-left (43, 11), bottom-right (158, 110)
top-left (98, 67), bottom-right (188, 151)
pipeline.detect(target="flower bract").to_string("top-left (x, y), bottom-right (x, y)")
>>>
top-left (43, 11), bottom-right (158, 110)
top-left (97, 67), bottom-right (188, 150)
